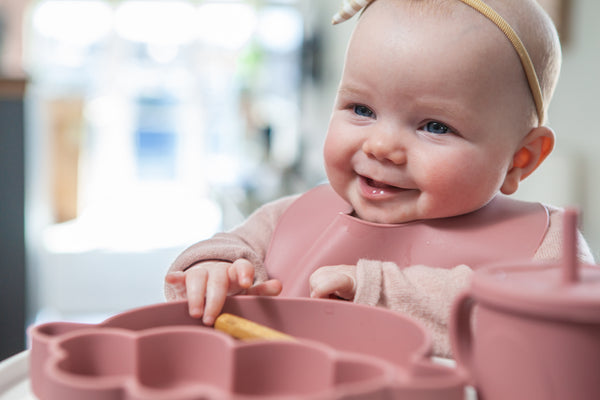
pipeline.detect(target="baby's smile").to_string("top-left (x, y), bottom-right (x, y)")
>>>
top-left (358, 175), bottom-right (409, 198)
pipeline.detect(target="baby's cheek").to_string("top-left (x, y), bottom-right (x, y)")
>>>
top-left (427, 151), bottom-right (485, 188)
top-left (419, 163), bottom-right (482, 208)
top-left (323, 141), bottom-right (351, 176)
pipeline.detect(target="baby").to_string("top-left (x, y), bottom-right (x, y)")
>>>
top-left (165, 0), bottom-right (594, 357)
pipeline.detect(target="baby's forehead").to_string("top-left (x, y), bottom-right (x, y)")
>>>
top-left (349, 13), bottom-right (519, 90)
top-left (358, 1), bottom-right (513, 56)
top-left (355, 0), bottom-right (544, 124)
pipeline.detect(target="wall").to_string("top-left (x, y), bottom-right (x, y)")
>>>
top-left (551, 0), bottom-right (600, 258)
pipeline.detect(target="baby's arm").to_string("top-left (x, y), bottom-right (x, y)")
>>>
top-left (356, 261), bottom-right (472, 358)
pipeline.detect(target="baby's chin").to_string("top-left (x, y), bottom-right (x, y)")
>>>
top-left (351, 206), bottom-right (421, 225)
top-left (351, 197), bottom-right (474, 224)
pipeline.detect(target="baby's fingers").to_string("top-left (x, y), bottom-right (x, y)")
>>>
top-left (202, 269), bottom-right (230, 326)
top-left (246, 279), bottom-right (283, 297)
top-left (228, 259), bottom-right (255, 291)
top-left (310, 266), bottom-right (356, 300)
top-left (185, 267), bottom-right (209, 319)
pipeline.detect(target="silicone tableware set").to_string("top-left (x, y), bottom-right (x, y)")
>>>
top-left (29, 296), bottom-right (466, 399)
top-left (28, 210), bottom-right (600, 399)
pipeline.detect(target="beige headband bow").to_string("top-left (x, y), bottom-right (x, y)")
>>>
top-left (332, 0), bottom-right (545, 125)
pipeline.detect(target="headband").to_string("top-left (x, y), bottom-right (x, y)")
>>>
top-left (332, 0), bottom-right (545, 125)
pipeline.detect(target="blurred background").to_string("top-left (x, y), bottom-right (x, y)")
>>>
top-left (0, 0), bottom-right (598, 360)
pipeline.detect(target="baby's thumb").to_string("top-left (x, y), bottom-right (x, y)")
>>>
top-left (164, 272), bottom-right (186, 300)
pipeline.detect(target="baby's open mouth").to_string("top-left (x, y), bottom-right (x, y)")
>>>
top-left (365, 177), bottom-right (398, 189)
top-left (357, 175), bottom-right (411, 198)
top-left (364, 177), bottom-right (402, 191)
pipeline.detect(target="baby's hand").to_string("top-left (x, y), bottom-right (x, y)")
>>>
top-left (165, 259), bottom-right (282, 325)
top-left (309, 265), bottom-right (356, 300)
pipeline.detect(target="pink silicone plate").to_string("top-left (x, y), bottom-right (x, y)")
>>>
top-left (29, 296), bottom-right (465, 399)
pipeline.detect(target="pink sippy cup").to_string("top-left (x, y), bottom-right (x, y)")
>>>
top-left (450, 209), bottom-right (600, 400)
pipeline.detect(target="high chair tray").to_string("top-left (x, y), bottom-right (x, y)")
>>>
top-left (0, 351), bottom-right (34, 399)
top-left (25, 296), bottom-right (468, 399)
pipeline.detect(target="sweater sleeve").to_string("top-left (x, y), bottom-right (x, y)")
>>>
top-left (354, 260), bottom-right (472, 358)
top-left (533, 205), bottom-right (595, 263)
top-left (352, 204), bottom-right (596, 358)
top-left (164, 194), bottom-right (299, 299)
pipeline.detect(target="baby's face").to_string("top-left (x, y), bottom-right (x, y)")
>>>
top-left (324, 0), bottom-right (535, 224)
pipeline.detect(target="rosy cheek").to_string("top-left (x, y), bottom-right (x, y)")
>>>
top-left (323, 141), bottom-right (337, 168)
top-left (324, 136), bottom-right (347, 168)
top-left (416, 156), bottom-right (470, 195)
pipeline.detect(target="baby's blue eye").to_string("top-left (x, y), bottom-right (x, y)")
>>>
top-left (353, 105), bottom-right (374, 118)
top-left (423, 121), bottom-right (450, 134)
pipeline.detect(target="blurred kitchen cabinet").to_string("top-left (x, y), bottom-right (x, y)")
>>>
top-left (47, 98), bottom-right (83, 222)
top-left (0, 75), bottom-right (27, 360)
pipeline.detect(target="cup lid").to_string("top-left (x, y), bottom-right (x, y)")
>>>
top-left (471, 261), bottom-right (600, 323)
top-left (469, 209), bottom-right (600, 323)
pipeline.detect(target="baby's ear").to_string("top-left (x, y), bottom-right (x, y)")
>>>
top-left (500, 126), bottom-right (555, 195)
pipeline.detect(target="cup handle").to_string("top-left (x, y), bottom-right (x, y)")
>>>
top-left (449, 290), bottom-right (476, 384)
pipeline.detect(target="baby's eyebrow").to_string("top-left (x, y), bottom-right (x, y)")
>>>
top-left (415, 101), bottom-right (462, 120)
top-left (337, 85), bottom-right (366, 98)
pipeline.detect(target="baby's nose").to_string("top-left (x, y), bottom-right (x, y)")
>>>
top-left (362, 130), bottom-right (407, 165)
